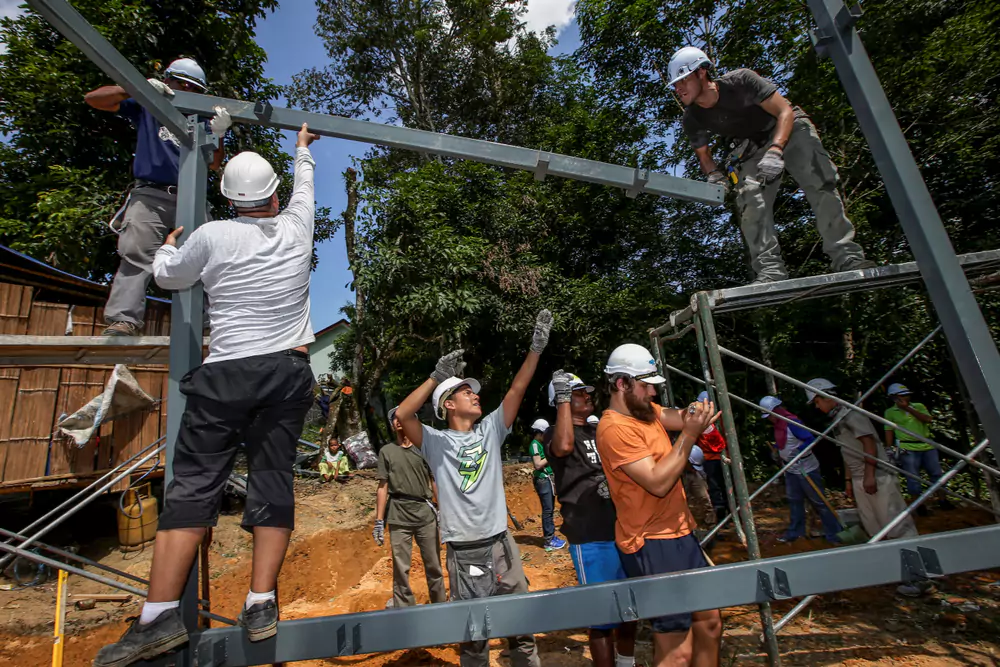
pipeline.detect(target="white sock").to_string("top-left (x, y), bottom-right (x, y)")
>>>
top-left (615, 652), bottom-right (636, 667)
top-left (139, 600), bottom-right (179, 625)
top-left (245, 589), bottom-right (276, 610)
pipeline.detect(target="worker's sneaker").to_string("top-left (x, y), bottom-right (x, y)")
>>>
top-left (749, 273), bottom-right (787, 286)
top-left (896, 580), bottom-right (935, 598)
top-left (238, 599), bottom-right (278, 642)
top-left (92, 608), bottom-right (188, 667)
top-left (102, 321), bottom-right (142, 337)
top-left (838, 259), bottom-right (877, 272)
top-left (544, 537), bottom-right (567, 551)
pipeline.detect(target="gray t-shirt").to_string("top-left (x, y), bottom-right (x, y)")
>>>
top-left (418, 405), bottom-right (511, 543)
top-left (831, 407), bottom-right (887, 478)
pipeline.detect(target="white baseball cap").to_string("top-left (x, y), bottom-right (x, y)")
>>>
top-left (805, 378), bottom-right (836, 404)
top-left (432, 377), bottom-right (482, 420)
top-left (887, 383), bottom-right (912, 396)
top-left (759, 395), bottom-right (782, 417)
top-left (547, 372), bottom-right (595, 406)
top-left (530, 418), bottom-right (550, 432)
top-left (587, 415), bottom-right (600, 425)
top-left (604, 344), bottom-right (666, 384)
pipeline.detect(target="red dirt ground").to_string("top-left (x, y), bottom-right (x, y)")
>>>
top-left (1, 466), bottom-right (998, 666)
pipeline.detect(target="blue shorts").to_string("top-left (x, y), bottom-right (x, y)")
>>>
top-left (618, 533), bottom-right (710, 634)
top-left (570, 540), bottom-right (628, 631)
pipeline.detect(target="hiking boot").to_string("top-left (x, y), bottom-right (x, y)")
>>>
top-left (102, 321), bottom-right (142, 337)
top-left (544, 537), bottom-right (567, 552)
top-left (93, 608), bottom-right (188, 667)
top-left (838, 259), bottom-right (877, 272)
top-left (238, 599), bottom-right (278, 642)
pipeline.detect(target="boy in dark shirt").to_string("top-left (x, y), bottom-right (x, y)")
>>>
top-left (546, 371), bottom-right (636, 667)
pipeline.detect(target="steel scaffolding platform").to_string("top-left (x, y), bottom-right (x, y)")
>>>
top-left (12, 0), bottom-right (1000, 664)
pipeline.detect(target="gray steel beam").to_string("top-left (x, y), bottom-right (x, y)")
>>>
top-left (166, 119), bottom-right (212, 657)
top-left (171, 92), bottom-right (724, 206)
top-left (806, 0), bottom-right (1000, 462)
top-left (182, 525), bottom-right (1000, 665)
top-left (25, 0), bottom-right (192, 146)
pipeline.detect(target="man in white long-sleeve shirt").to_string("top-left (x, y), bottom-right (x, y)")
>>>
top-left (94, 124), bottom-right (321, 667)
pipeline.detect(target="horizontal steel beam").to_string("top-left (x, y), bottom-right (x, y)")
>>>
top-left (171, 92), bottom-right (724, 205)
top-left (186, 525), bottom-right (1000, 666)
top-left (26, 0), bottom-right (192, 146)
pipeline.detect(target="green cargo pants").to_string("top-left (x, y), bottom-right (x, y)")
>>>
top-left (736, 116), bottom-right (867, 281)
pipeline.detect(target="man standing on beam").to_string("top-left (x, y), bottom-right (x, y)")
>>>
top-left (597, 343), bottom-right (723, 667)
top-left (93, 123), bottom-right (320, 667)
top-left (395, 310), bottom-right (553, 667)
top-left (85, 57), bottom-right (229, 336)
top-left (668, 46), bottom-right (875, 284)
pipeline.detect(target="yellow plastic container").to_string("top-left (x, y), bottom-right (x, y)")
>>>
top-left (117, 483), bottom-right (158, 551)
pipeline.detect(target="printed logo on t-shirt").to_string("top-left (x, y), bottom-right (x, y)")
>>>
top-left (582, 438), bottom-right (600, 465)
top-left (457, 441), bottom-right (488, 492)
top-left (158, 125), bottom-right (181, 147)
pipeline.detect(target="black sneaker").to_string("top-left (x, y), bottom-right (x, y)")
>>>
top-left (238, 599), bottom-right (278, 642)
top-left (92, 609), bottom-right (188, 667)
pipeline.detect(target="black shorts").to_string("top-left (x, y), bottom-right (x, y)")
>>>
top-left (157, 350), bottom-right (314, 533)
top-left (618, 533), bottom-right (711, 634)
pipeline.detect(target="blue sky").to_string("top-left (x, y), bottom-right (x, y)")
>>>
top-left (254, 1), bottom-right (581, 330)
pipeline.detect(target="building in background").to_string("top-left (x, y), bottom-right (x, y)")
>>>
top-left (309, 319), bottom-right (350, 380)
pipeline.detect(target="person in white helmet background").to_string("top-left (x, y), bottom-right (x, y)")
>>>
top-left (597, 343), bottom-right (723, 667)
top-left (85, 57), bottom-right (230, 336)
top-left (667, 46), bottom-right (875, 284)
top-left (546, 370), bottom-right (637, 667)
top-left (759, 395), bottom-right (842, 544)
top-left (883, 383), bottom-right (953, 515)
top-left (93, 123), bottom-right (321, 667)
top-left (528, 417), bottom-right (566, 550)
top-left (805, 379), bottom-right (918, 543)
top-left (394, 310), bottom-right (553, 667)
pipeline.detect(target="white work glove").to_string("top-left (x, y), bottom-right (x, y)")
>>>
top-left (551, 369), bottom-right (573, 405)
top-left (757, 147), bottom-right (785, 183)
top-left (210, 106), bottom-right (232, 136)
top-left (146, 78), bottom-right (174, 97)
top-left (530, 309), bottom-right (553, 354)
top-left (707, 169), bottom-right (729, 195)
top-left (431, 349), bottom-right (466, 383)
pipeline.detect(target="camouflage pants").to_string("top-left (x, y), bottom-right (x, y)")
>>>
top-left (736, 117), bottom-right (866, 281)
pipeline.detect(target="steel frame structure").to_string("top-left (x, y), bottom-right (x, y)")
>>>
top-left (9, 0), bottom-right (999, 664)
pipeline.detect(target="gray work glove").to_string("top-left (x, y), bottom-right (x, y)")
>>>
top-left (146, 78), bottom-right (174, 97)
top-left (551, 369), bottom-right (573, 404)
top-left (530, 309), bottom-right (553, 354)
top-left (431, 349), bottom-right (465, 383)
top-left (372, 519), bottom-right (385, 546)
top-left (756, 147), bottom-right (785, 183)
top-left (707, 169), bottom-right (729, 195)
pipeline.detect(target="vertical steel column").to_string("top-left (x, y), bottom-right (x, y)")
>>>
top-left (807, 0), bottom-right (1000, 462)
top-left (695, 293), bottom-right (782, 666)
top-left (649, 334), bottom-right (675, 407)
top-left (692, 308), bottom-right (746, 546)
top-left (167, 118), bottom-right (212, 661)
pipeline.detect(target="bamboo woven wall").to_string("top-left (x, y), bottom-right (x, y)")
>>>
top-left (0, 282), bottom-right (171, 490)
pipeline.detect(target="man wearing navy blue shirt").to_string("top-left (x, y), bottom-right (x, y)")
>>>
top-left (85, 57), bottom-right (228, 336)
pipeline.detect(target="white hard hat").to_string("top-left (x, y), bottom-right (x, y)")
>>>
top-left (587, 415), bottom-right (599, 425)
top-left (221, 151), bottom-right (280, 206)
top-left (432, 377), bottom-right (482, 420)
top-left (688, 444), bottom-right (705, 470)
top-left (805, 378), bottom-right (836, 404)
top-left (548, 373), bottom-right (595, 406)
top-left (604, 344), bottom-right (666, 384)
top-left (165, 57), bottom-right (208, 91)
top-left (530, 418), bottom-right (550, 433)
top-left (667, 46), bottom-right (712, 86)
top-left (887, 383), bottom-right (911, 396)
top-left (759, 395), bottom-right (782, 417)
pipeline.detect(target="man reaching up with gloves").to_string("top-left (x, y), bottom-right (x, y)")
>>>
top-left (395, 310), bottom-right (553, 667)
top-left (668, 46), bottom-right (875, 284)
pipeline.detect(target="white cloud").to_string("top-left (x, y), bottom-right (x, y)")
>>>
top-left (522, 0), bottom-right (575, 37)
top-left (0, 1), bottom-right (28, 55)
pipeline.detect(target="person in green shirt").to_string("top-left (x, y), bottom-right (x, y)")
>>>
top-left (884, 383), bottom-right (953, 514)
top-left (529, 418), bottom-right (566, 550)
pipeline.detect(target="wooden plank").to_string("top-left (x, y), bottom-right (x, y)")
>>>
top-left (50, 367), bottom-right (107, 475)
top-left (0, 368), bottom-right (20, 481)
top-left (72, 367), bottom-right (107, 474)
top-left (0, 283), bottom-right (32, 335)
top-left (70, 306), bottom-right (99, 336)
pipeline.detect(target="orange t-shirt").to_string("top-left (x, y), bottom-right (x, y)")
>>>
top-left (596, 404), bottom-right (693, 554)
